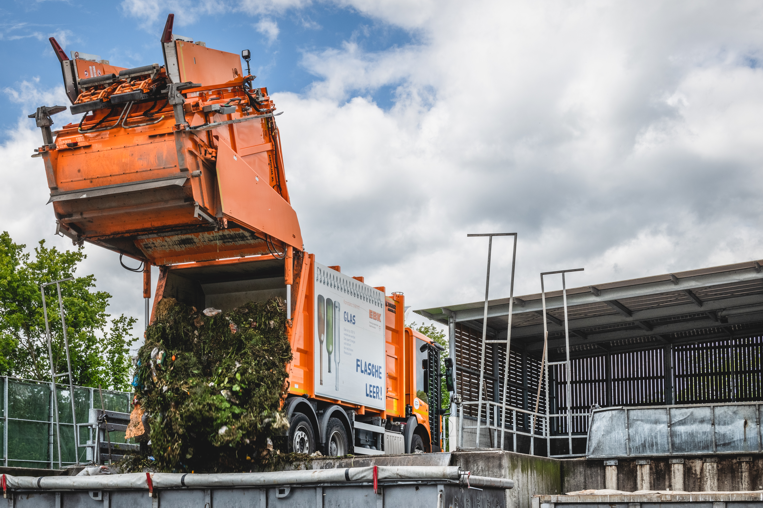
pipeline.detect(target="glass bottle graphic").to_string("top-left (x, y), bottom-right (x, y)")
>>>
top-left (326, 298), bottom-right (333, 373)
top-left (317, 295), bottom-right (325, 385)
top-left (334, 300), bottom-right (341, 391)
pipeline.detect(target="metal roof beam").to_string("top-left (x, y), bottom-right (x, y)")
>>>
top-left (605, 300), bottom-right (653, 331)
top-left (459, 319), bottom-right (497, 338)
top-left (529, 310), bottom-right (589, 340)
top-left (523, 312), bottom-right (763, 352)
top-left (507, 293), bottom-right (763, 340)
top-left (561, 328), bottom-right (763, 358)
top-left (684, 289), bottom-right (703, 307)
top-left (535, 311), bottom-right (562, 326)
top-left (572, 329), bottom-right (588, 340)
top-left (420, 266), bottom-right (763, 323)
top-left (605, 299), bottom-right (632, 317)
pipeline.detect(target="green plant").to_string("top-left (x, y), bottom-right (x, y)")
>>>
top-left (0, 231), bottom-right (137, 389)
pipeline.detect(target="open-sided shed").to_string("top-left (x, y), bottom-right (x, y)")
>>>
top-left (416, 260), bottom-right (763, 456)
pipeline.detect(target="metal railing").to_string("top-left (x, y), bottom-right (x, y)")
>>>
top-left (0, 376), bottom-right (131, 469)
top-left (456, 399), bottom-right (589, 457)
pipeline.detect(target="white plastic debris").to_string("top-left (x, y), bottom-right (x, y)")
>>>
top-left (203, 307), bottom-right (222, 317)
top-left (77, 466), bottom-right (111, 476)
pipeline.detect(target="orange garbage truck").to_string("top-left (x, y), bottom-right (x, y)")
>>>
top-left (28, 14), bottom-right (444, 457)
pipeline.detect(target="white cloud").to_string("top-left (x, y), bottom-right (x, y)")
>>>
top-left (273, 0), bottom-right (763, 309)
top-left (49, 29), bottom-right (75, 50)
top-left (120, 0), bottom-right (229, 30)
top-left (331, 0), bottom-right (436, 29)
top-left (255, 18), bottom-right (280, 44)
top-left (238, 0), bottom-right (312, 15)
top-left (121, 0), bottom-right (311, 28)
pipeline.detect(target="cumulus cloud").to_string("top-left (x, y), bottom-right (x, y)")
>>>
top-left (255, 18), bottom-right (279, 44)
top-left (239, 0), bottom-right (312, 15)
top-left (120, 0), bottom-right (229, 30)
top-left (121, 0), bottom-right (312, 28)
top-left (275, 0), bottom-right (763, 307)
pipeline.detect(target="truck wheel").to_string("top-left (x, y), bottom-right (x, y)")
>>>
top-left (324, 417), bottom-right (349, 457)
top-left (289, 413), bottom-right (316, 454)
top-left (410, 434), bottom-right (425, 454)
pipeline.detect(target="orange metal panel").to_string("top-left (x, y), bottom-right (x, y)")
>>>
top-left (288, 253), bottom-right (313, 397)
top-left (215, 139), bottom-right (303, 250)
top-left (176, 41), bottom-right (243, 86)
top-left (405, 328), bottom-right (414, 408)
top-left (385, 294), bottom-right (405, 418)
top-left (73, 58), bottom-right (125, 81)
top-left (52, 126), bottom-right (178, 192)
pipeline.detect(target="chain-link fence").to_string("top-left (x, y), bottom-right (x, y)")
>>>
top-left (0, 377), bottom-right (131, 469)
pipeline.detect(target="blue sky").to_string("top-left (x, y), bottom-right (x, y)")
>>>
top-left (0, 0), bottom-right (414, 134)
top-left (4, 1), bottom-right (763, 345)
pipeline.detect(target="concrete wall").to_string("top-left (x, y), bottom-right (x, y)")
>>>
top-left (452, 451), bottom-right (562, 508)
top-left (561, 456), bottom-right (763, 493)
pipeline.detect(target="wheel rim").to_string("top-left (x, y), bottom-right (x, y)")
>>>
top-left (328, 430), bottom-right (346, 456)
top-left (293, 426), bottom-right (310, 454)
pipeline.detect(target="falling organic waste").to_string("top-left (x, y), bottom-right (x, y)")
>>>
top-left (126, 297), bottom-right (298, 472)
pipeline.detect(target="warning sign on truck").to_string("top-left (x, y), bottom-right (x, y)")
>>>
top-left (314, 263), bottom-right (386, 410)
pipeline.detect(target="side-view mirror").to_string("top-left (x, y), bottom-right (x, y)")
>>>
top-left (444, 357), bottom-right (454, 392)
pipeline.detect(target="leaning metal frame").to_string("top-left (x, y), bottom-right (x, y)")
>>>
top-left (539, 268), bottom-right (584, 457)
top-left (458, 233), bottom-right (520, 451)
top-left (454, 264), bottom-right (590, 458)
top-left (40, 278), bottom-right (79, 468)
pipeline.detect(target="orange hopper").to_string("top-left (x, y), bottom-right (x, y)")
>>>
top-left (30, 14), bottom-right (302, 267)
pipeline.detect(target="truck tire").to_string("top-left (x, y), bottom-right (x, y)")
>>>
top-left (289, 413), bottom-right (316, 454)
top-left (324, 417), bottom-right (349, 457)
top-left (410, 434), bottom-right (425, 454)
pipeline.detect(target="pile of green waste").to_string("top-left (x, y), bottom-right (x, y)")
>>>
top-left (131, 297), bottom-right (294, 472)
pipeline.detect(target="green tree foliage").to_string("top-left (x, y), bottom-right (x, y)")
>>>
top-left (0, 232), bottom-right (137, 389)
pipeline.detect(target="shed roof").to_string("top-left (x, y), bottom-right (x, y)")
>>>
top-left (415, 260), bottom-right (763, 359)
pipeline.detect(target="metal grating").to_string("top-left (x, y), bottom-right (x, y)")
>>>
top-left (674, 336), bottom-right (763, 403)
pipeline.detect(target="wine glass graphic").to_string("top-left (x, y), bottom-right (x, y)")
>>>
top-left (318, 295), bottom-right (325, 385)
top-left (326, 298), bottom-right (333, 374)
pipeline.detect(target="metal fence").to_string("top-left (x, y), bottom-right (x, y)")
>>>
top-left (0, 376), bottom-right (131, 469)
top-left (674, 336), bottom-right (763, 403)
top-left (454, 329), bottom-right (763, 457)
